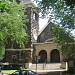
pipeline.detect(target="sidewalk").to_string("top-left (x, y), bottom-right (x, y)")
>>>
top-left (32, 69), bottom-right (66, 72)
top-left (25, 69), bottom-right (66, 75)
top-left (39, 71), bottom-right (62, 75)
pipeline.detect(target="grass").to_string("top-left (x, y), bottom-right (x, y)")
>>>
top-left (1, 67), bottom-right (25, 74)
top-left (2, 70), bottom-right (17, 74)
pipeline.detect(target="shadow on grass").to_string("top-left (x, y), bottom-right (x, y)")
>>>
top-left (62, 68), bottom-right (75, 75)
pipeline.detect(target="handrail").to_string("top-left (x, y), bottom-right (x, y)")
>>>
top-left (43, 59), bottom-right (47, 70)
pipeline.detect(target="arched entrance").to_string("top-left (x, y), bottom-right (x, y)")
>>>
top-left (50, 49), bottom-right (60, 63)
top-left (39, 50), bottom-right (47, 63)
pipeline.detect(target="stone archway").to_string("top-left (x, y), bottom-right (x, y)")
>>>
top-left (50, 49), bottom-right (60, 63)
top-left (39, 50), bottom-right (47, 63)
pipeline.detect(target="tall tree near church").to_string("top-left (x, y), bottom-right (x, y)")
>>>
top-left (0, 0), bottom-right (28, 60)
top-left (35, 0), bottom-right (75, 58)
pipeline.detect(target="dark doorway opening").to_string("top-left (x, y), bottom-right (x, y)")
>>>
top-left (39, 50), bottom-right (47, 63)
top-left (50, 49), bottom-right (60, 63)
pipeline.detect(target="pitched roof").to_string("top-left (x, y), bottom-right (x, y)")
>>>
top-left (20, 0), bottom-right (32, 3)
top-left (21, 0), bottom-right (32, 3)
top-left (38, 19), bottom-right (50, 35)
top-left (19, 0), bottom-right (36, 7)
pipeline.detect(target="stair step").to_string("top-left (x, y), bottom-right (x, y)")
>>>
top-left (28, 63), bottom-right (64, 70)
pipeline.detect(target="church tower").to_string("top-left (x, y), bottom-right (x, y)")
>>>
top-left (19, 0), bottom-right (39, 48)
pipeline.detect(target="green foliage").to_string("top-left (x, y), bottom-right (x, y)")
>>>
top-left (64, 0), bottom-right (75, 8)
top-left (62, 44), bottom-right (75, 57)
top-left (0, 0), bottom-right (28, 60)
top-left (0, 1), bottom-right (10, 13)
top-left (51, 25), bottom-right (74, 45)
top-left (51, 25), bottom-right (75, 57)
top-left (38, 0), bottom-right (75, 30)
top-left (0, 42), bottom-right (5, 60)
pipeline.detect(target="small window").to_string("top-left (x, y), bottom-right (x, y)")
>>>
top-left (33, 11), bottom-right (39, 21)
top-left (33, 13), bottom-right (35, 20)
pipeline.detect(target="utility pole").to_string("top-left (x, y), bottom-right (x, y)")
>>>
top-left (35, 56), bottom-right (37, 72)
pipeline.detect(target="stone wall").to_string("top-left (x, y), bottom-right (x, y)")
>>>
top-left (2, 49), bottom-right (32, 64)
top-left (33, 42), bottom-right (62, 63)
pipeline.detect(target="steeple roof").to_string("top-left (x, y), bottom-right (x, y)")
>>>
top-left (22, 0), bottom-right (32, 3)
top-left (19, 0), bottom-right (36, 7)
top-left (19, 0), bottom-right (32, 3)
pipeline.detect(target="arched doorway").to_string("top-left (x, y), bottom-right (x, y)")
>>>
top-left (39, 50), bottom-right (47, 63)
top-left (50, 49), bottom-right (60, 63)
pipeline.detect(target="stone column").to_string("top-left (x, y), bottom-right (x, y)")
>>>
top-left (60, 52), bottom-right (63, 62)
top-left (47, 51), bottom-right (50, 63)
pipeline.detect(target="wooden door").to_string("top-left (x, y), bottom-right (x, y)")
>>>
top-left (50, 49), bottom-right (60, 63)
top-left (39, 50), bottom-right (47, 63)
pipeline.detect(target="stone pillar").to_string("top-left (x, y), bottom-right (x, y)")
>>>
top-left (47, 51), bottom-right (50, 63)
top-left (60, 52), bottom-right (63, 62)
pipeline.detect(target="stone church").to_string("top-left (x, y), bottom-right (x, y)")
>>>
top-left (33, 21), bottom-right (62, 63)
top-left (1, 0), bottom-right (63, 65)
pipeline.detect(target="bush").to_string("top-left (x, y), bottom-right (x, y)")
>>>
top-left (1, 64), bottom-right (21, 70)
top-left (67, 68), bottom-right (75, 74)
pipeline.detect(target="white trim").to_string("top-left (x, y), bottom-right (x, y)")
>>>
top-left (6, 48), bottom-right (33, 51)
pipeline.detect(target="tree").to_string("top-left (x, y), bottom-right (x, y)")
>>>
top-left (0, 0), bottom-right (28, 60)
top-left (51, 25), bottom-right (75, 58)
top-left (34, 0), bottom-right (75, 58)
top-left (36, 0), bottom-right (75, 29)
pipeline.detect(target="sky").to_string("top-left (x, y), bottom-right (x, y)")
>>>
top-left (31, 0), bottom-right (48, 31)
top-left (32, 0), bottom-right (75, 35)
top-left (39, 18), bottom-right (48, 31)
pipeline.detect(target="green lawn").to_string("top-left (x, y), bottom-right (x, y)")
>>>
top-left (2, 70), bottom-right (17, 74)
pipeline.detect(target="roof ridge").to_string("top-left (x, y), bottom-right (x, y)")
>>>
top-left (38, 19), bottom-right (51, 35)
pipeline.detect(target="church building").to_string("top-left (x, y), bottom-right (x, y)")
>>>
top-left (2, 0), bottom-right (64, 65)
top-left (33, 20), bottom-right (63, 63)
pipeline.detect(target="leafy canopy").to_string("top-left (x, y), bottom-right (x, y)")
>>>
top-left (0, 0), bottom-right (28, 60)
top-left (36, 0), bottom-right (75, 30)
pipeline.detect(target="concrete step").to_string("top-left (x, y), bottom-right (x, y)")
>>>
top-left (29, 64), bottom-right (44, 70)
top-left (29, 63), bottom-right (65, 70)
top-left (44, 63), bottom-right (61, 70)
